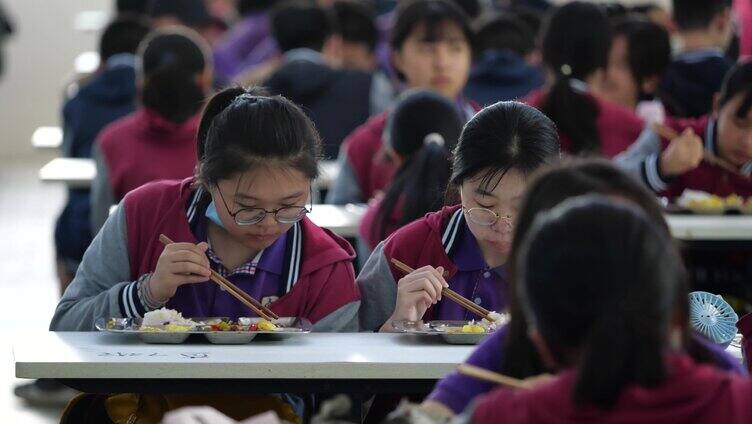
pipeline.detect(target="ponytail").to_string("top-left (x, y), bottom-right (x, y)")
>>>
top-left (541, 77), bottom-right (601, 155)
top-left (138, 28), bottom-right (210, 123)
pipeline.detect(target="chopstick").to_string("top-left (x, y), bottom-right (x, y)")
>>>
top-left (390, 258), bottom-right (492, 320)
top-left (457, 364), bottom-right (529, 390)
top-left (652, 124), bottom-right (746, 178)
top-left (158, 234), bottom-right (277, 321)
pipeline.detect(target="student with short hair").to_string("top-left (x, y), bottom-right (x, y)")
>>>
top-left (327, 0), bottom-right (477, 205)
top-left (602, 16), bottom-right (673, 126)
top-left (616, 61), bottom-right (752, 198)
top-left (661, 0), bottom-right (734, 118)
top-left (467, 195), bottom-right (752, 424)
top-left (90, 28), bottom-right (211, 234)
top-left (358, 101), bottom-right (559, 332)
top-left (464, 13), bottom-right (544, 106)
top-left (525, 1), bottom-right (645, 159)
top-left (263, 0), bottom-right (374, 159)
top-left (332, 0), bottom-right (379, 72)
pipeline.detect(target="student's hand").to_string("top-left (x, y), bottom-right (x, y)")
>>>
top-left (659, 128), bottom-right (704, 177)
top-left (387, 266), bottom-right (448, 325)
top-left (150, 241), bottom-right (212, 302)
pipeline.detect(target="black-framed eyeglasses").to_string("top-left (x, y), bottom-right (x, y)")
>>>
top-left (215, 184), bottom-right (312, 226)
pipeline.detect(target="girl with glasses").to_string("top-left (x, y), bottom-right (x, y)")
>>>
top-left (357, 101), bottom-right (560, 332)
top-left (51, 87), bottom-right (360, 332)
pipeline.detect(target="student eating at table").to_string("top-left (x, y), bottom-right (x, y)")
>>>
top-left (357, 100), bottom-right (560, 332)
top-left (462, 195), bottom-right (752, 424)
top-left (420, 160), bottom-right (745, 417)
top-left (616, 61), bottom-right (752, 198)
top-left (327, 0), bottom-right (479, 205)
top-left (52, 86), bottom-right (360, 332)
top-left (358, 89), bottom-right (463, 252)
top-left (90, 27), bottom-right (211, 234)
top-left (524, 1), bottom-right (645, 159)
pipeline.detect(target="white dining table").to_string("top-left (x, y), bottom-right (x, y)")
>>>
top-left (38, 157), bottom-right (96, 189)
top-left (14, 331), bottom-right (473, 394)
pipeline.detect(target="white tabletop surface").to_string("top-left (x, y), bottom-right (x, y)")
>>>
top-left (31, 126), bottom-right (63, 150)
top-left (314, 160), bottom-right (339, 190)
top-left (39, 157), bottom-right (95, 188)
top-left (666, 215), bottom-right (752, 241)
top-left (308, 204), bottom-right (366, 238)
top-left (14, 332), bottom-right (473, 380)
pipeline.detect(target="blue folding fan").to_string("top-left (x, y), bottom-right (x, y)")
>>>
top-left (688, 291), bottom-right (738, 348)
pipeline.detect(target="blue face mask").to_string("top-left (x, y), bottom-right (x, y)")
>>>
top-left (205, 201), bottom-right (226, 229)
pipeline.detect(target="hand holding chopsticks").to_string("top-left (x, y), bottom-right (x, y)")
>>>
top-left (158, 234), bottom-right (278, 321)
top-left (390, 258), bottom-right (493, 321)
top-left (653, 124), bottom-right (745, 178)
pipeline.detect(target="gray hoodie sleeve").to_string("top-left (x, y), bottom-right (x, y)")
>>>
top-left (356, 242), bottom-right (398, 332)
top-left (90, 143), bottom-right (116, 235)
top-left (614, 128), bottom-right (671, 192)
top-left (325, 150), bottom-right (364, 205)
top-left (50, 202), bottom-right (147, 331)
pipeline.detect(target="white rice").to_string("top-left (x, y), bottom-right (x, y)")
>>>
top-left (142, 308), bottom-right (198, 327)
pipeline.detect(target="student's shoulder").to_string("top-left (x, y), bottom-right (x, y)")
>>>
top-left (383, 207), bottom-right (457, 252)
top-left (300, 217), bottom-right (356, 269)
top-left (97, 110), bottom-right (142, 145)
top-left (344, 111), bottom-right (388, 146)
top-left (122, 178), bottom-right (192, 209)
top-left (596, 97), bottom-right (644, 129)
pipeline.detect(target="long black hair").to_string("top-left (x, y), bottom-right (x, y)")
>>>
top-left (449, 101), bottom-right (560, 195)
top-left (372, 90), bottom-right (463, 243)
top-left (517, 195), bottom-right (682, 408)
top-left (196, 87), bottom-right (321, 186)
top-left (500, 159), bottom-right (715, 391)
top-left (718, 61), bottom-right (752, 119)
top-left (138, 28), bottom-right (210, 123)
top-left (539, 2), bottom-right (611, 155)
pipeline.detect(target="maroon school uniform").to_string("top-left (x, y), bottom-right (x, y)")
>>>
top-left (341, 112), bottom-right (395, 202)
top-left (525, 88), bottom-right (644, 158)
top-left (657, 116), bottom-right (752, 198)
top-left (122, 178), bottom-right (361, 325)
top-left (97, 108), bottom-right (200, 199)
top-left (471, 354), bottom-right (752, 424)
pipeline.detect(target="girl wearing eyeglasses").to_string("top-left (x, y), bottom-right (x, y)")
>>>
top-left (51, 87), bottom-right (361, 332)
top-left (357, 101), bottom-right (560, 332)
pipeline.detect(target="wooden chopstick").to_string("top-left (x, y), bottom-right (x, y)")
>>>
top-left (390, 258), bottom-right (492, 320)
top-left (652, 124), bottom-right (746, 178)
top-left (158, 234), bottom-right (276, 321)
top-left (457, 364), bottom-right (529, 389)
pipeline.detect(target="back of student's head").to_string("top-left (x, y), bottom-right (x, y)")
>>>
top-left (447, 0), bottom-right (481, 19)
top-left (450, 101), bottom-right (560, 191)
top-left (475, 13), bottom-right (535, 57)
top-left (116, 0), bottom-right (150, 16)
top-left (197, 87), bottom-right (321, 186)
top-left (271, 0), bottom-right (334, 53)
top-left (718, 61), bottom-right (752, 119)
top-left (612, 16), bottom-right (671, 97)
top-left (147, 0), bottom-right (213, 28)
top-left (672, 0), bottom-right (731, 32)
top-left (238, 0), bottom-right (277, 16)
top-left (332, 0), bottom-right (378, 52)
top-left (374, 90), bottom-right (463, 241)
top-left (517, 195), bottom-right (684, 408)
top-left (99, 16), bottom-right (150, 62)
top-left (540, 1), bottom-right (611, 155)
top-left (138, 28), bottom-right (210, 122)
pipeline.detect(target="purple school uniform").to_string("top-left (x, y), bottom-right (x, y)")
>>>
top-left (427, 326), bottom-right (745, 414)
top-left (166, 210), bottom-right (288, 320)
top-left (433, 222), bottom-right (507, 321)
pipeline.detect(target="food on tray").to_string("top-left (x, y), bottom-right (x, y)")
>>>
top-left (461, 323), bottom-right (486, 333)
top-left (207, 318), bottom-right (279, 332)
top-left (141, 308), bottom-right (199, 328)
top-left (678, 190), bottom-right (752, 212)
top-left (686, 195), bottom-right (725, 210)
top-left (257, 319), bottom-right (278, 331)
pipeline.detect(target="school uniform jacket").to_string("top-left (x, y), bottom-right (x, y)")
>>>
top-left (615, 115), bottom-right (752, 198)
top-left (525, 88), bottom-right (644, 159)
top-left (358, 205), bottom-right (469, 331)
top-left (50, 178), bottom-right (361, 332)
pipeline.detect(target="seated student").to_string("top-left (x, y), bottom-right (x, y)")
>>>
top-left (465, 196), bottom-right (752, 424)
top-left (327, 0), bottom-right (477, 205)
top-left (602, 16), bottom-right (673, 126)
top-left (358, 101), bottom-right (559, 332)
top-left (525, 1), bottom-right (645, 159)
top-left (421, 160), bottom-right (745, 417)
top-left (54, 17), bottom-right (150, 291)
top-left (212, 0), bottom-right (277, 85)
top-left (90, 28), bottom-right (210, 234)
top-left (53, 87), bottom-right (360, 330)
top-left (358, 90), bottom-right (463, 250)
top-left (263, 0), bottom-right (373, 159)
top-left (661, 0), bottom-right (734, 118)
top-left (463, 13), bottom-right (544, 106)
top-left (616, 61), bottom-right (752, 198)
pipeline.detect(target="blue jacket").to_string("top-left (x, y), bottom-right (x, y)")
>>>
top-left (55, 60), bottom-right (137, 263)
top-left (661, 49), bottom-right (733, 118)
top-left (464, 49), bottom-right (544, 107)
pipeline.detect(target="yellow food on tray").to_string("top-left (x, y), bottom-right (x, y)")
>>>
top-left (686, 196), bottom-right (724, 210)
top-left (257, 319), bottom-right (278, 331)
top-left (461, 324), bottom-right (486, 333)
